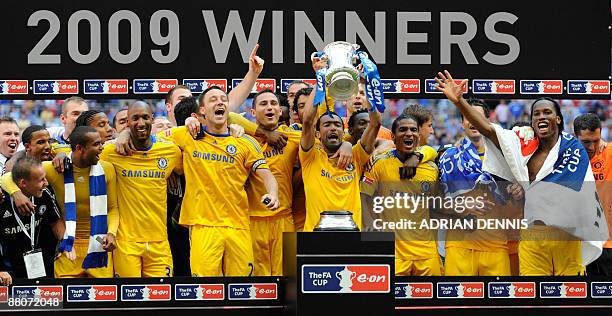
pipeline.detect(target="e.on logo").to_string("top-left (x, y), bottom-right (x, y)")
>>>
top-left (347, 265), bottom-right (389, 292)
top-left (255, 79), bottom-right (276, 91)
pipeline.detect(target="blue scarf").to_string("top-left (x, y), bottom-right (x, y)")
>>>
top-left (57, 154), bottom-right (108, 269)
top-left (439, 138), bottom-right (505, 202)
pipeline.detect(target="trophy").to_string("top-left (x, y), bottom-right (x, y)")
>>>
top-left (313, 210), bottom-right (360, 231)
top-left (314, 41), bottom-right (362, 101)
top-left (336, 267), bottom-right (357, 292)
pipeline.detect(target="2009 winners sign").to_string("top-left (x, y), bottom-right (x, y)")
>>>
top-left (0, 0), bottom-right (609, 99)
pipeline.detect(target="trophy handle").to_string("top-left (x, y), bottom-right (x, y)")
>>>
top-left (335, 271), bottom-right (341, 280)
top-left (350, 272), bottom-right (357, 281)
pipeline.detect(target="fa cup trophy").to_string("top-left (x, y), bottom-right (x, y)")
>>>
top-left (313, 41), bottom-right (362, 101)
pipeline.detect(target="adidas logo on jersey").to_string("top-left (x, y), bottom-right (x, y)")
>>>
top-left (3, 210), bottom-right (12, 218)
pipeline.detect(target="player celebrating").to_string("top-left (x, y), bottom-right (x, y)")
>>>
top-left (361, 113), bottom-right (442, 276)
top-left (300, 86), bottom-right (381, 231)
top-left (437, 99), bottom-right (518, 276)
top-left (435, 70), bottom-right (607, 276)
top-left (402, 104), bottom-right (435, 147)
top-left (101, 101), bottom-right (182, 277)
top-left (246, 90), bottom-right (301, 276)
top-left (161, 86), bottom-right (279, 276)
top-left (2, 126), bottom-right (118, 278)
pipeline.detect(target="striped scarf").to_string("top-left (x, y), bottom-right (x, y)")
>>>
top-left (57, 154), bottom-right (108, 269)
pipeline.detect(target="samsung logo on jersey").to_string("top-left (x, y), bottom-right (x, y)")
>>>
top-left (321, 169), bottom-right (355, 183)
top-left (193, 151), bottom-right (235, 163)
top-left (263, 148), bottom-right (283, 158)
top-left (4, 218), bottom-right (42, 235)
top-left (121, 170), bottom-right (167, 179)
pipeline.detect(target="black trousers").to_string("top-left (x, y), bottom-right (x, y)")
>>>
top-left (586, 248), bottom-right (612, 276)
top-left (167, 191), bottom-right (191, 277)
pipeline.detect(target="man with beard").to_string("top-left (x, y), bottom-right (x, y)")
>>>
top-left (101, 101), bottom-right (182, 277)
top-left (300, 85), bottom-right (382, 231)
top-left (2, 127), bottom-right (118, 277)
top-left (436, 70), bottom-right (606, 276)
top-left (311, 57), bottom-right (392, 140)
top-left (0, 117), bottom-right (20, 174)
top-left (361, 114), bottom-right (442, 276)
top-left (313, 81), bottom-right (392, 141)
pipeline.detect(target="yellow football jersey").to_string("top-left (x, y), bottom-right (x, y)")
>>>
top-left (100, 137), bottom-right (181, 242)
top-left (361, 149), bottom-right (439, 260)
top-left (299, 141), bottom-right (370, 232)
top-left (228, 112), bottom-right (258, 135)
top-left (159, 126), bottom-right (269, 229)
top-left (247, 125), bottom-right (301, 217)
top-left (1, 161), bottom-right (119, 240)
top-left (51, 142), bottom-right (72, 158)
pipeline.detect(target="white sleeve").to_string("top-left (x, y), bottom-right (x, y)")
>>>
top-left (46, 126), bottom-right (65, 141)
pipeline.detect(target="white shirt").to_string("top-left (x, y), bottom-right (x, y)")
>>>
top-left (47, 126), bottom-right (65, 142)
top-left (495, 103), bottom-right (510, 123)
top-left (0, 153), bottom-right (8, 175)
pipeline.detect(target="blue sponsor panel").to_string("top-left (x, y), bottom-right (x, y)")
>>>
top-left (302, 265), bottom-right (344, 293)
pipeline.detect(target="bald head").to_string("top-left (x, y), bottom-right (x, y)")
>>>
top-left (128, 101), bottom-right (153, 148)
top-left (128, 100), bottom-right (152, 114)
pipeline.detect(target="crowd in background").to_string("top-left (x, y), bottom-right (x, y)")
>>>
top-left (2, 98), bottom-right (610, 147)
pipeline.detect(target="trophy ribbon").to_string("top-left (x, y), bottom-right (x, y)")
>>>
top-left (356, 51), bottom-right (385, 113)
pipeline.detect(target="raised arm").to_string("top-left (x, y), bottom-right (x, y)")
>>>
top-left (300, 87), bottom-right (318, 151)
top-left (435, 70), bottom-right (499, 148)
top-left (360, 107), bottom-right (382, 154)
top-left (228, 44), bottom-right (264, 112)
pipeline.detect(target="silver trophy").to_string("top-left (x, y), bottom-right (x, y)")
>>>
top-left (313, 210), bottom-right (360, 231)
top-left (315, 41), bottom-right (362, 101)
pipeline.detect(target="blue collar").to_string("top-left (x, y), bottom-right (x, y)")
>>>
top-left (58, 135), bottom-right (69, 145)
top-left (134, 135), bottom-right (156, 151)
top-left (392, 149), bottom-right (407, 163)
top-left (203, 126), bottom-right (231, 137)
top-left (143, 135), bottom-right (156, 151)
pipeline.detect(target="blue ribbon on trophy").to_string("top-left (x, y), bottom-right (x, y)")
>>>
top-left (355, 51), bottom-right (385, 113)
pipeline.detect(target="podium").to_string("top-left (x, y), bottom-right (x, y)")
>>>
top-left (283, 232), bottom-right (395, 315)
